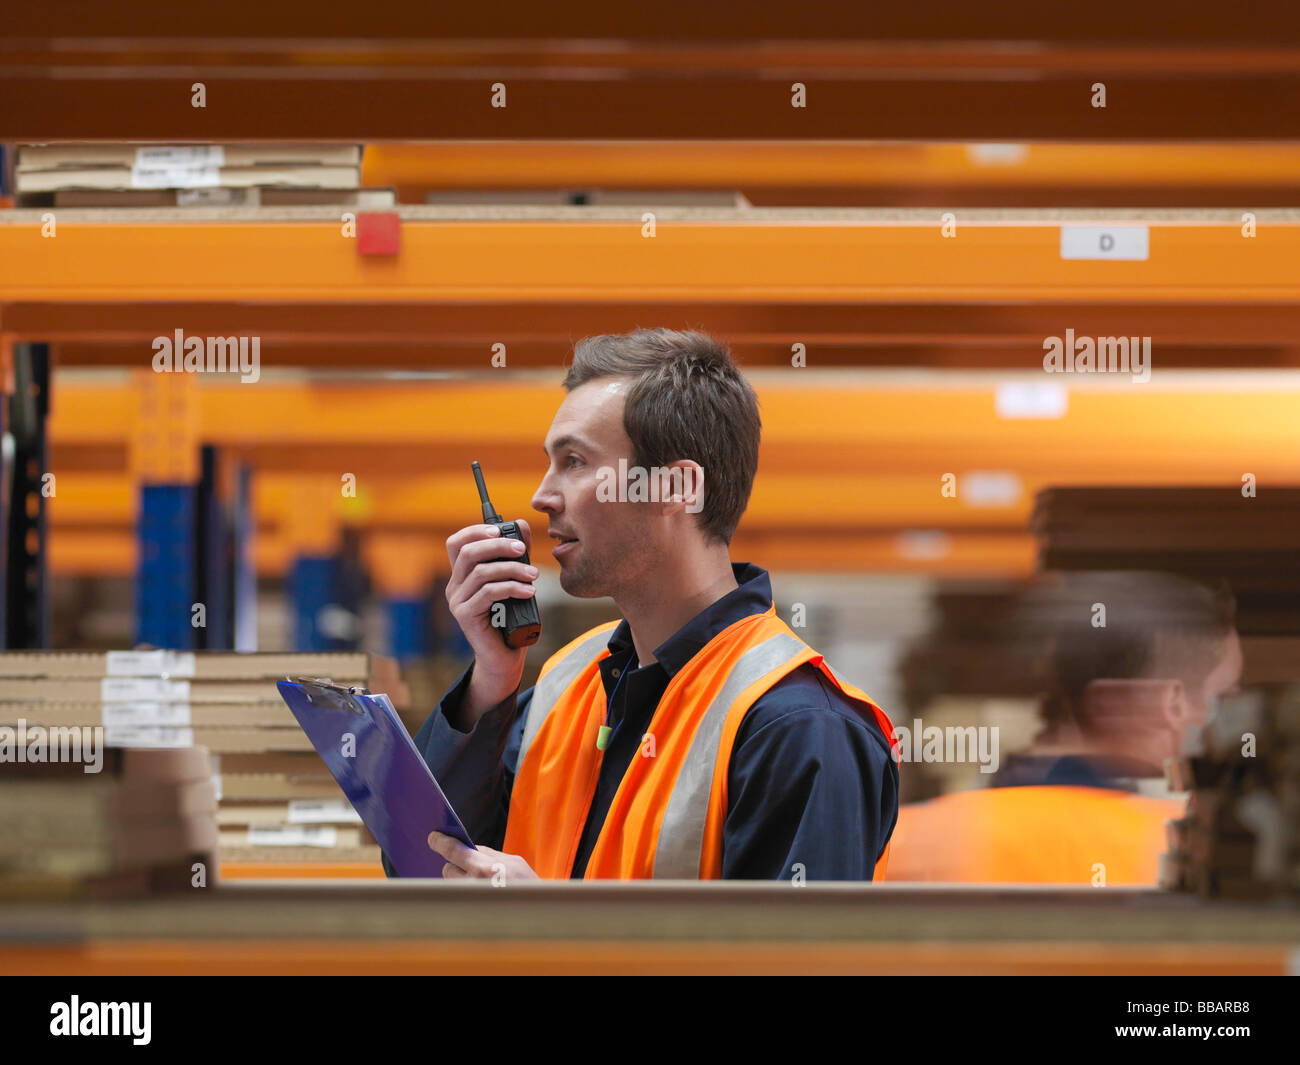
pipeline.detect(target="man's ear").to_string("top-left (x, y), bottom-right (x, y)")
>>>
top-left (1080, 679), bottom-right (1175, 737)
top-left (1158, 679), bottom-right (1187, 732)
top-left (658, 460), bottom-right (705, 516)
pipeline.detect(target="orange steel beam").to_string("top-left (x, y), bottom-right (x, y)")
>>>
top-left (364, 143), bottom-right (1300, 189)
top-left (5, 939), bottom-right (1288, 976)
top-left (47, 340), bottom-right (1300, 372)
top-left (45, 463), bottom-right (1300, 533)
top-left (46, 381), bottom-right (1300, 479)
top-left (219, 863), bottom-right (385, 880)
top-left (11, 302), bottom-right (1300, 349)
top-left (3, 213), bottom-right (1300, 303)
top-left (47, 472), bottom-right (1042, 529)
top-left (43, 380), bottom-right (1300, 580)
top-left (48, 528), bottom-right (1038, 582)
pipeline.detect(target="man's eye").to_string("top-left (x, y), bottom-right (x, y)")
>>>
top-left (565, 455), bottom-right (583, 468)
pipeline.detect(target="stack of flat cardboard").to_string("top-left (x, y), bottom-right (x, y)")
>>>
top-left (14, 143), bottom-right (393, 208)
top-left (0, 651), bottom-right (406, 868)
top-left (0, 746), bottom-right (217, 899)
top-left (1160, 686), bottom-right (1300, 900)
top-left (1032, 486), bottom-right (1300, 636)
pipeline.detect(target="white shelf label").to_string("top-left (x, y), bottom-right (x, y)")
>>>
top-left (163, 652), bottom-right (196, 677)
top-left (996, 382), bottom-right (1068, 419)
top-left (105, 650), bottom-right (196, 678)
top-left (104, 725), bottom-right (195, 748)
top-left (966, 143), bottom-right (1029, 166)
top-left (101, 702), bottom-right (192, 727)
top-left (134, 145), bottom-right (225, 169)
top-left (1060, 225), bottom-right (1149, 261)
top-left (131, 165), bottom-right (221, 189)
top-left (247, 825), bottom-right (338, 848)
top-left (896, 530), bottom-right (952, 560)
top-left (288, 800), bottom-right (362, 825)
top-left (106, 651), bottom-right (167, 676)
top-left (961, 471), bottom-right (1023, 507)
top-left (102, 677), bottom-right (191, 702)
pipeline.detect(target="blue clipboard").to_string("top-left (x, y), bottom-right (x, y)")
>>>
top-left (276, 677), bottom-right (475, 877)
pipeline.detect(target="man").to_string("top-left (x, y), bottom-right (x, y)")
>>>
top-left (889, 571), bottom-right (1243, 883)
top-left (386, 328), bottom-right (898, 881)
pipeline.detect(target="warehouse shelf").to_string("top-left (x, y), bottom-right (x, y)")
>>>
top-left (2, 209), bottom-right (1299, 306)
top-left (219, 862), bottom-right (385, 881)
top-left (5, 1), bottom-right (1300, 139)
top-left (14, 300), bottom-right (1300, 346)
top-left (46, 379), bottom-right (1300, 474)
top-left (361, 142), bottom-right (1300, 207)
top-left (39, 378), bottom-right (1300, 579)
top-left (9, 300), bottom-right (1300, 374)
top-left (4, 881), bottom-right (1299, 975)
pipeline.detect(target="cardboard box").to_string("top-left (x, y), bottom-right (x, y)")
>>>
top-left (0, 650), bottom-right (381, 682)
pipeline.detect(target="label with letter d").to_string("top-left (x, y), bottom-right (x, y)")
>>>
top-left (1060, 225), bottom-right (1149, 261)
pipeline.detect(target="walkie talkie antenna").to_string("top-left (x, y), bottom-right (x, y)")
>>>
top-left (471, 461), bottom-right (501, 524)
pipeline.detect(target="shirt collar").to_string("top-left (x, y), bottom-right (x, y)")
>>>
top-left (603, 562), bottom-right (772, 678)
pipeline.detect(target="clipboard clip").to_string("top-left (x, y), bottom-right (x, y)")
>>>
top-left (288, 675), bottom-right (373, 713)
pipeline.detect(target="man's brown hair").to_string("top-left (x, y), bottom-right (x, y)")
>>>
top-left (562, 328), bottom-right (761, 545)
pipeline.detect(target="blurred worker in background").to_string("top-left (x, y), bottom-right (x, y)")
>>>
top-left (385, 328), bottom-right (898, 881)
top-left (889, 571), bottom-right (1242, 883)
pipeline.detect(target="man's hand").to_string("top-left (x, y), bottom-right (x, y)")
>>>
top-left (428, 831), bottom-right (540, 883)
top-left (444, 521), bottom-right (537, 726)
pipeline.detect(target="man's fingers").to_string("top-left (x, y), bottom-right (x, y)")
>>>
top-left (445, 523), bottom-right (503, 571)
top-left (428, 831), bottom-right (489, 876)
top-left (448, 530), bottom-right (528, 591)
top-left (440, 861), bottom-right (469, 880)
top-left (514, 518), bottom-right (532, 554)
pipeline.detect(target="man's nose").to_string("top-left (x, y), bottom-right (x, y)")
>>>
top-left (532, 472), bottom-right (561, 514)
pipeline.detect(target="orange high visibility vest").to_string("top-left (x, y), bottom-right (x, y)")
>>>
top-left (502, 605), bottom-right (897, 880)
top-left (887, 785), bottom-right (1186, 884)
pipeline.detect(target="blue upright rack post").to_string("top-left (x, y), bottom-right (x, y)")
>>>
top-left (136, 483), bottom-right (197, 650)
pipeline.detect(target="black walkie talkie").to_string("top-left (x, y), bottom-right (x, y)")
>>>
top-left (472, 460), bottom-right (542, 649)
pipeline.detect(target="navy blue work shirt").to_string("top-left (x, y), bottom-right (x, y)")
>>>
top-left (991, 752), bottom-right (1158, 793)
top-left (382, 562), bottom-right (899, 881)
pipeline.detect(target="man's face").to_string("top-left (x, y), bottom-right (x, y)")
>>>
top-left (1193, 628), bottom-right (1245, 726)
top-left (531, 378), bottom-right (656, 598)
top-left (1159, 628), bottom-right (1245, 750)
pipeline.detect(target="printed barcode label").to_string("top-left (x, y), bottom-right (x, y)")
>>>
top-left (103, 725), bottom-right (195, 748)
top-left (101, 677), bottom-right (191, 702)
top-left (130, 165), bottom-right (221, 189)
top-left (105, 650), bottom-right (196, 677)
top-left (288, 800), bottom-right (362, 824)
top-left (134, 145), bottom-right (225, 169)
top-left (106, 651), bottom-right (167, 676)
top-left (101, 702), bottom-right (192, 727)
top-left (247, 825), bottom-right (338, 848)
top-left (163, 652), bottom-right (196, 677)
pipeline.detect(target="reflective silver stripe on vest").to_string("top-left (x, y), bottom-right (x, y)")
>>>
top-left (652, 631), bottom-right (808, 879)
top-left (517, 626), bottom-right (615, 772)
